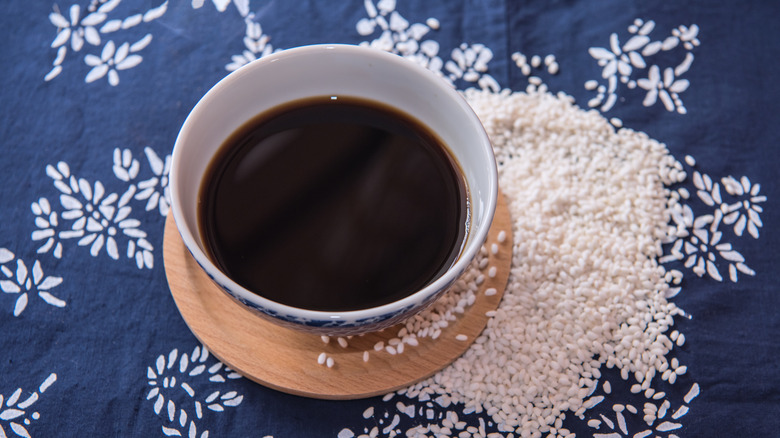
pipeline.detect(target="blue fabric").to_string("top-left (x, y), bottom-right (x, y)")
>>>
top-left (1, 0), bottom-right (778, 436)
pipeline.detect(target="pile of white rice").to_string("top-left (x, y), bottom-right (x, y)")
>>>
top-left (399, 87), bottom-right (687, 437)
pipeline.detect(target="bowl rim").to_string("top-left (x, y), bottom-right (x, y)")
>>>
top-left (170, 43), bottom-right (498, 327)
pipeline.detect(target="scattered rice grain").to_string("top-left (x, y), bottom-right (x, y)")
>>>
top-left (338, 428), bottom-right (354, 438)
top-left (672, 405), bottom-right (689, 419)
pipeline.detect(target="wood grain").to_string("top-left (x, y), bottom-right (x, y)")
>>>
top-left (162, 191), bottom-right (512, 400)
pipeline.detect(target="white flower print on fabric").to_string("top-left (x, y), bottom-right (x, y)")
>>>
top-left (511, 52), bottom-right (561, 88)
top-left (84, 37), bottom-right (150, 86)
top-left (225, 18), bottom-right (280, 72)
top-left (717, 175), bottom-right (765, 239)
top-left (357, 0), bottom-right (438, 55)
top-left (113, 148), bottom-right (172, 216)
top-left (31, 146), bottom-right (171, 270)
top-left (357, 0), bottom-right (499, 92)
top-left (189, 0), bottom-right (276, 72)
top-left (30, 198), bottom-right (63, 258)
top-left (660, 155), bottom-right (763, 283)
top-left (0, 249), bottom-right (65, 317)
top-left (0, 373), bottom-right (57, 438)
top-left (191, 0), bottom-right (249, 16)
top-left (443, 44), bottom-right (500, 92)
top-left (45, 0), bottom-right (167, 84)
top-left (36, 162), bottom-right (153, 268)
top-left (585, 19), bottom-right (699, 113)
top-left (146, 345), bottom-right (243, 437)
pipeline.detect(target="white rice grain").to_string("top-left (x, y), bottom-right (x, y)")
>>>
top-left (337, 428), bottom-right (354, 438)
top-left (672, 405), bottom-right (689, 419)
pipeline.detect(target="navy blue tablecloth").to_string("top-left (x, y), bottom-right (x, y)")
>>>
top-left (1, 1), bottom-right (778, 436)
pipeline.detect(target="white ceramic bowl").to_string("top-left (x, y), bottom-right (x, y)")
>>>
top-left (170, 44), bottom-right (497, 335)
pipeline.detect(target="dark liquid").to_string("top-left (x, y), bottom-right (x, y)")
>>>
top-left (199, 96), bottom-right (468, 311)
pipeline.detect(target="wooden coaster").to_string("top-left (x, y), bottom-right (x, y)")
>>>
top-left (163, 191), bottom-right (512, 400)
